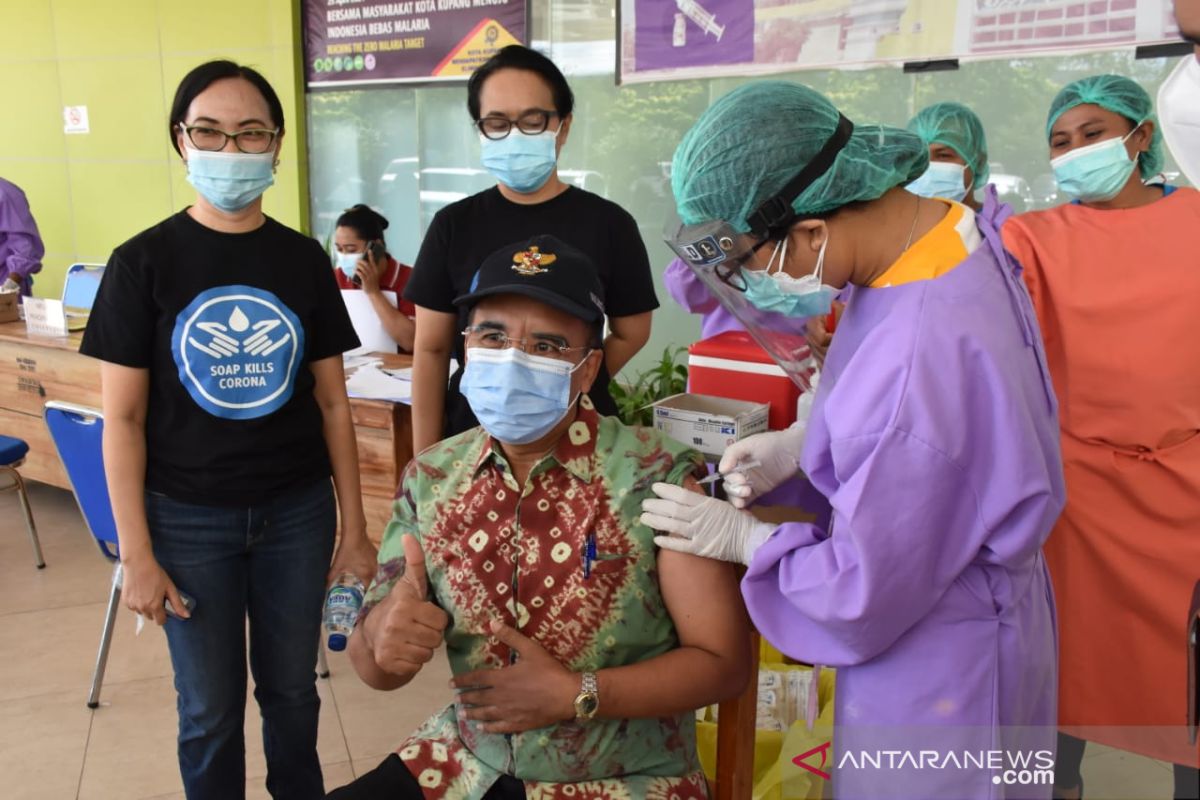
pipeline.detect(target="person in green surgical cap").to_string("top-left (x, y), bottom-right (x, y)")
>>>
top-left (642, 80), bottom-right (1064, 800)
top-left (1003, 73), bottom-right (1200, 800)
top-left (905, 101), bottom-right (990, 211)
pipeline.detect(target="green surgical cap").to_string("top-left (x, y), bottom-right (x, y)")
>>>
top-left (907, 101), bottom-right (990, 186)
top-left (1045, 74), bottom-right (1163, 177)
top-left (671, 81), bottom-right (929, 232)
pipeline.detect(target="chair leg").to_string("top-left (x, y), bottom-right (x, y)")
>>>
top-left (5, 467), bottom-right (44, 569)
top-left (317, 636), bottom-right (330, 679)
top-left (88, 563), bottom-right (123, 709)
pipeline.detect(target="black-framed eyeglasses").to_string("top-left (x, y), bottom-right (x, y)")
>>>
top-left (179, 123), bottom-right (279, 154)
top-left (462, 325), bottom-right (590, 360)
top-left (474, 109), bottom-right (559, 140)
top-left (714, 236), bottom-right (777, 292)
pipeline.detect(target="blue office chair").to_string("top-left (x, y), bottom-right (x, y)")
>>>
top-left (44, 401), bottom-right (121, 708)
top-left (0, 435), bottom-right (44, 568)
top-left (61, 263), bottom-right (105, 312)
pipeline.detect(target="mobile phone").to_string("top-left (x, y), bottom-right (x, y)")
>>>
top-left (367, 240), bottom-right (387, 265)
top-left (165, 590), bottom-right (196, 620)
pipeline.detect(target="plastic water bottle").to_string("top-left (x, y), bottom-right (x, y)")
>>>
top-left (324, 574), bottom-right (365, 652)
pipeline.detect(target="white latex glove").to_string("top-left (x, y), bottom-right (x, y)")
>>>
top-left (718, 421), bottom-right (808, 509)
top-left (641, 482), bottom-right (776, 566)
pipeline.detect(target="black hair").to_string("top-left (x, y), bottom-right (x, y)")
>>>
top-left (336, 204), bottom-right (390, 242)
top-left (169, 60), bottom-right (285, 156)
top-left (467, 45), bottom-right (574, 120)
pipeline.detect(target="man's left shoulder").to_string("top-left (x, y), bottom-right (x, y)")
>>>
top-left (595, 415), bottom-right (705, 484)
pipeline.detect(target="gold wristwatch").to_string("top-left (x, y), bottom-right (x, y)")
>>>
top-left (573, 672), bottom-right (599, 721)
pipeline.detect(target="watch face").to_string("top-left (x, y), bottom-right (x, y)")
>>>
top-left (577, 693), bottom-right (599, 717)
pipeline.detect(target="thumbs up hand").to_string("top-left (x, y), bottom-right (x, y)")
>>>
top-left (452, 619), bottom-right (580, 735)
top-left (365, 534), bottom-right (449, 681)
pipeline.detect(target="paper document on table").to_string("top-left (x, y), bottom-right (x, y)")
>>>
top-left (345, 364), bottom-right (412, 403)
top-left (341, 290), bottom-right (397, 355)
top-left (343, 353), bottom-right (383, 371)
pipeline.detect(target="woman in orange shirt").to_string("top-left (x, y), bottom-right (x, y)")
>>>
top-left (1003, 73), bottom-right (1200, 800)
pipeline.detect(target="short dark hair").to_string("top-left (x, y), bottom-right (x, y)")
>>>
top-left (169, 60), bottom-right (285, 156)
top-left (336, 204), bottom-right (389, 242)
top-left (467, 45), bottom-right (574, 121)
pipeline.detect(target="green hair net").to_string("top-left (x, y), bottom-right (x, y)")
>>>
top-left (907, 101), bottom-right (990, 186)
top-left (1045, 74), bottom-right (1163, 177)
top-left (672, 81), bottom-right (929, 232)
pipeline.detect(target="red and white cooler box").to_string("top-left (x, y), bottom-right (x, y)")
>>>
top-left (687, 331), bottom-right (804, 431)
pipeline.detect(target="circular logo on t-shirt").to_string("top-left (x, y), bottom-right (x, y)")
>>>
top-left (171, 285), bottom-right (305, 420)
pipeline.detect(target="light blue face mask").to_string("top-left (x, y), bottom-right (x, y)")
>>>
top-left (335, 251), bottom-right (362, 280)
top-left (185, 147), bottom-right (276, 212)
top-left (742, 235), bottom-right (837, 319)
top-left (907, 161), bottom-right (971, 203)
top-left (479, 129), bottom-right (559, 194)
top-left (1050, 126), bottom-right (1140, 203)
top-left (460, 346), bottom-right (586, 444)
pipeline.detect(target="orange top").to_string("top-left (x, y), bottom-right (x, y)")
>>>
top-left (871, 199), bottom-right (981, 288)
top-left (1003, 187), bottom-right (1200, 765)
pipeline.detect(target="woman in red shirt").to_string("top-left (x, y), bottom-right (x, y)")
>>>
top-left (333, 204), bottom-right (416, 352)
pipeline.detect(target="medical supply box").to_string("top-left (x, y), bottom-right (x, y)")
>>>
top-left (652, 393), bottom-right (769, 460)
top-left (687, 331), bottom-right (802, 430)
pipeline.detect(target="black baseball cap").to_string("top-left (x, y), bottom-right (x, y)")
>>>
top-left (454, 234), bottom-right (606, 323)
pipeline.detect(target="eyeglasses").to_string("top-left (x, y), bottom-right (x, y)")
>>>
top-left (474, 110), bottom-right (559, 141)
top-left (462, 326), bottom-right (590, 360)
top-left (179, 123), bottom-right (279, 154)
top-left (714, 236), bottom-right (777, 293)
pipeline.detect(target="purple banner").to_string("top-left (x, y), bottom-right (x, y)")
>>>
top-left (304, 0), bottom-right (527, 87)
top-left (633, 0), bottom-right (754, 72)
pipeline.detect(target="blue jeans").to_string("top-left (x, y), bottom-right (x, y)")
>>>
top-left (147, 479), bottom-right (336, 800)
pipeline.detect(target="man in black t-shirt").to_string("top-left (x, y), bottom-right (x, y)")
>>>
top-left (404, 45), bottom-right (658, 453)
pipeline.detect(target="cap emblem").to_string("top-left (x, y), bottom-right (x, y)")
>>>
top-left (512, 246), bottom-right (556, 276)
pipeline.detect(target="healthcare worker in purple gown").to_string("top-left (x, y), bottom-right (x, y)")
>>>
top-left (641, 81), bottom-right (1065, 799)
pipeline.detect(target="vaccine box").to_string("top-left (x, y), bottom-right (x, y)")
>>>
top-left (687, 331), bottom-right (803, 430)
top-left (652, 393), bottom-right (770, 460)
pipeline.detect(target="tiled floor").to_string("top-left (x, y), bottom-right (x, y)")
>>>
top-left (1, 482), bottom-right (451, 800)
top-left (0, 483), bottom-right (1183, 799)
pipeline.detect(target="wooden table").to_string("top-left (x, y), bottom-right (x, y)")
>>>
top-left (0, 321), bottom-right (411, 545)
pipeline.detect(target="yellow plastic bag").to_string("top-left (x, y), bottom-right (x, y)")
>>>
top-left (695, 652), bottom-right (836, 800)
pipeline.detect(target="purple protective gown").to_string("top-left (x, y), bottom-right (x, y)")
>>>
top-left (741, 194), bottom-right (1064, 799)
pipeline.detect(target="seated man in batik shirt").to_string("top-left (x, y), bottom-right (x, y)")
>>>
top-left (328, 235), bottom-right (751, 800)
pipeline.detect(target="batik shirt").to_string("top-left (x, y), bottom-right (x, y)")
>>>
top-left (360, 396), bottom-right (710, 799)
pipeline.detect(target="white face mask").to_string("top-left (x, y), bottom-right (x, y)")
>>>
top-left (1158, 55), bottom-right (1200, 188)
top-left (335, 251), bottom-right (362, 279)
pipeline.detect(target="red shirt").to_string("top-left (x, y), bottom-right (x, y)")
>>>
top-left (334, 254), bottom-right (416, 317)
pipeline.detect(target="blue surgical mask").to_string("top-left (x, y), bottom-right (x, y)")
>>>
top-left (460, 346), bottom-right (586, 444)
top-left (185, 146), bottom-right (275, 212)
top-left (335, 251), bottom-right (362, 279)
top-left (479, 129), bottom-right (559, 193)
top-left (1050, 126), bottom-right (1140, 202)
top-left (742, 235), bottom-right (837, 319)
top-left (907, 161), bottom-right (971, 203)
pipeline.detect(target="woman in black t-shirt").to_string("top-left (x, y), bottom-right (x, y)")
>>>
top-left (404, 45), bottom-right (659, 453)
top-left (80, 61), bottom-right (375, 800)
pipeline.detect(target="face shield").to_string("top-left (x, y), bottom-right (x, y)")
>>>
top-left (665, 114), bottom-right (854, 393)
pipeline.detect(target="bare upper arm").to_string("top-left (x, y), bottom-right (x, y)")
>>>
top-left (309, 354), bottom-right (348, 411)
top-left (99, 362), bottom-right (150, 425)
top-left (657, 476), bottom-right (752, 665)
top-left (608, 312), bottom-right (652, 342)
top-left (413, 306), bottom-right (457, 355)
